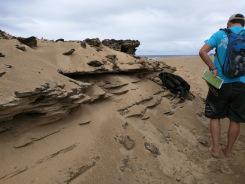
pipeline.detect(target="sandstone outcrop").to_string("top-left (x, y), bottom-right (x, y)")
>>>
top-left (0, 81), bottom-right (91, 122)
top-left (0, 29), bottom-right (13, 39)
top-left (55, 38), bottom-right (65, 42)
top-left (87, 60), bottom-right (104, 67)
top-left (0, 31), bottom-right (174, 124)
top-left (84, 38), bottom-right (102, 52)
top-left (63, 49), bottom-right (75, 56)
top-left (102, 39), bottom-right (140, 55)
top-left (80, 41), bottom-right (86, 48)
top-left (17, 36), bottom-right (37, 48)
top-left (84, 38), bottom-right (101, 47)
top-left (0, 52), bottom-right (5, 57)
top-left (16, 45), bottom-right (26, 52)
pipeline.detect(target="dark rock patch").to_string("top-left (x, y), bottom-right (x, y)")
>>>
top-left (96, 47), bottom-right (103, 52)
top-left (197, 137), bottom-right (209, 147)
top-left (0, 30), bottom-right (8, 39)
top-left (87, 60), bottom-right (103, 67)
top-left (0, 52), bottom-right (5, 57)
top-left (0, 30), bottom-right (13, 39)
top-left (122, 122), bottom-right (129, 129)
top-left (119, 156), bottom-right (133, 172)
top-left (16, 45), bottom-right (26, 51)
top-left (84, 38), bottom-right (101, 47)
top-left (102, 39), bottom-right (140, 55)
top-left (17, 36), bottom-right (37, 48)
top-left (105, 55), bottom-right (120, 70)
top-left (144, 142), bottom-right (160, 156)
top-left (0, 72), bottom-right (6, 77)
top-left (79, 120), bottom-right (91, 126)
top-left (106, 54), bottom-right (117, 63)
top-left (163, 111), bottom-right (174, 116)
top-left (5, 64), bottom-right (13, 68)
top-left (84, 38), bottom-right (103, 51)
top-left (0, 126), bottom-right (12, 134)
top-left (55, 38), bottom-right (64, 42)
top-left (63, 49), bottom-right (75, 56)
top-left (80, 41), bottom-right (86, 48)
top-left (119, 135), bottom-right (135, 150)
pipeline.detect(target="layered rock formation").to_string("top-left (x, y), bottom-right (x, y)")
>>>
top-left (0, 82), bottom-right (92, 122)
top-left (0, 31), bottom-right (173, 123)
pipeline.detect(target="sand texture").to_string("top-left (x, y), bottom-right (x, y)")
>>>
top-left (0, 32), bottom-right (245, 184)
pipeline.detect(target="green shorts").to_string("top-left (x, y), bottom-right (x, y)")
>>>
top-left (205, 82), bottom-right (245, 123)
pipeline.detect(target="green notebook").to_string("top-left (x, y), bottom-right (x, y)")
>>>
top-left (202, 70), bottom-right (224, 89)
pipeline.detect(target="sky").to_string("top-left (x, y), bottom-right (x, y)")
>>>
top-left (0, 0), bottom-right (244, 55)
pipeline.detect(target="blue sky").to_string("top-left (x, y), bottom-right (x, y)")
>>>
top-left (0, 0), bottom-right (244, 55)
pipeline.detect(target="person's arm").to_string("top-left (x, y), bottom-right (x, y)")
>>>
top-left (199, 44), bottom-right (218, 76)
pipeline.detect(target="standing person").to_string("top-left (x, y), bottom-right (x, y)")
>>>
top-left (199, 13), bottom-right (245, 157)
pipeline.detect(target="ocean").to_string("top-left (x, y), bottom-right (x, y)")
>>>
top-left (138, 55), bottom-right (197, 60)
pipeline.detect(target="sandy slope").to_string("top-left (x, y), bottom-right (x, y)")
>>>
top-left (0, 33), bottom-right (245, 184)
top-left (1, 62), bottom-right (245, 184)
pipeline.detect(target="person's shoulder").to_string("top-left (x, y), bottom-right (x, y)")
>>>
top-left (205, 28), bottom-right (226, 48)
top-left (216, 29), bottom-right (227, 35)
top-left (211, 29), bottom-right (226, 39)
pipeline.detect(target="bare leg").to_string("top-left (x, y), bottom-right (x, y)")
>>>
top-left (210, 118), bottom-right (222, 157)
top-left (223, 120), bottom-right (240, 157)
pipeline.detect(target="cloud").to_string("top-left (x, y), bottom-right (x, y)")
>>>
top-left (0, 0), bottom-right (244, 55)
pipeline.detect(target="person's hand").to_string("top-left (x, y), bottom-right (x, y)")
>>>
top-left (212, 69), bottom-right (218, 77)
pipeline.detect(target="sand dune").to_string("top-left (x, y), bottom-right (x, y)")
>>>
top-left (0, 32), bottom-right (245, 184)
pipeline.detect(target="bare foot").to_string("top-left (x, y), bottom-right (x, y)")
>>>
top-left (222, 148), bottom-right (232, 158)
top-left (210, 147), bottom-right (223, 158)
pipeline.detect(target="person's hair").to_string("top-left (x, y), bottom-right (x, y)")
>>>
top-left (229, 14), bottom-right (245, 26)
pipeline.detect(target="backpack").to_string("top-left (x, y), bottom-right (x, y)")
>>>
top-left (159, 72), bottom-right (190, 98)
top-left (216, 28), bottom-right (245, 78)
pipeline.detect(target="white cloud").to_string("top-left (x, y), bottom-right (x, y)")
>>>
top-left (0, 0), bottom-right (244, 55)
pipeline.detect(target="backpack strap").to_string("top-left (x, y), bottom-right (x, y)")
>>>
top-left (215, 48), bottom-right (223, 69)
top-left (220, 28), bottom-right (232, 35)
top-left (238, 30), bottom-right (245, 35)
top-left (215, 28), bottom-right (231, 70)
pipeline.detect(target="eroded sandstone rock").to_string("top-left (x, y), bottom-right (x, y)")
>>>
top-left (144, 142), bottom-right (160, 156)
top-left (0, 72), bottom-right (6, 77)
top-left (0, 82), bottom-right (92, 123)
top-left (16, 45), bottom-right (26, 52)
top-left (17, 36), bottom-right (37, 48)
top-left (118, 135), bottom-right (135, 150)
top-left (0, 30), bottom-right (13, 39)
top-left (63, 49), bottom-right (75, 56)
top-left (0, 30), bottom-right (176, 124)
top-left (87, 60), bottom-right (103, 67)
top-left (55, 38), bottom-right (65, 42)
top-left (0, 52), bottom-right (5, 57)
top-left (102, 39), bottom-right (140, 55)
top-left (80, 41), bottom-right (86, 48)
top-left (84, 38), bottom-right (101, 47)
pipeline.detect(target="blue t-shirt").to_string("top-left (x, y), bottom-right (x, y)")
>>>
top-left (205, 26), bottom-right (245, 83)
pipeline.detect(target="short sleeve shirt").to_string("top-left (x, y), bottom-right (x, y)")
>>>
top-left (205, 26), bottom-right (245, 83)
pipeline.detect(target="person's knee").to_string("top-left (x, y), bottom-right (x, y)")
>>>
top-left (229, 120), bottom-right (240, 126)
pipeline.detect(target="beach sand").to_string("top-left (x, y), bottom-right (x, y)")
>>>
top-left (0, 36), bottom-right (245, 184)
